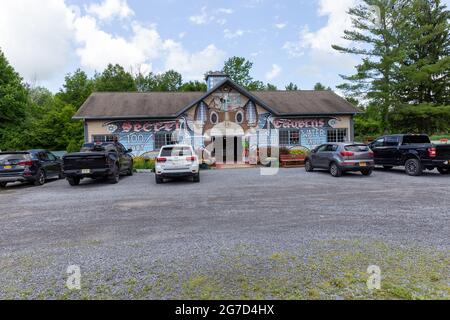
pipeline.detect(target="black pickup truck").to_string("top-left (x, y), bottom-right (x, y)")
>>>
top-left (369, 134), bottom-right (450, 176)
top-left (62, 142), bottom-right (134, 186)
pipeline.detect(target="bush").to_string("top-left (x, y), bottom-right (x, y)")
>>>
top-left (133, 157), bottom-right (155, 170)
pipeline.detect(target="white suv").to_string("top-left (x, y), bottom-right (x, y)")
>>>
top-left (155, 145), bottom-right (200, 184)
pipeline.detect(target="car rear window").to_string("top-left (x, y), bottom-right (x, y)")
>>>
top-left (160, 147), bottom-right (192, 157)
top-left (345, 145), bottom-right (369, 152)
top-left (0, 153), bottom-right (30, 164)
top-left (402, 135), bottom-right (431, 145)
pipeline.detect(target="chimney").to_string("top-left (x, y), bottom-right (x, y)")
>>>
top-left (205, 71), bottom-right (229, 91)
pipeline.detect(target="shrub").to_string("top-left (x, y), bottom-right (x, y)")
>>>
top-left (133, 157), bottom-right (155, 170)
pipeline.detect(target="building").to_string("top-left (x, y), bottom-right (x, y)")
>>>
top-left (74, 72), bottom-right (360, 165)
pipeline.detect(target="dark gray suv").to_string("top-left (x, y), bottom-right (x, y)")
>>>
top-left (305, 143), bottom-right (375, 177)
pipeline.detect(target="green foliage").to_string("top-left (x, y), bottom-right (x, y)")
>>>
top-left (265, 83), bottom-right (277, 91)
top-left (179, 81), bottom-right (207, 92)
top-left (133, 157), bottom-right (155, 170)
top-left (94, 64), bottom-right (137, 92)
top-left (223, 56), bottom-right (254, 88)
top-left (136, 70), bottom-right (183, 92)
top-left (285, 82), bottom-right (299, 91)
top-left (56, 69), bottom-right (94, 109)
top-left (389, 104), bottom-right (450, 135)
top-left (313, 82), bottom-right (331, 91)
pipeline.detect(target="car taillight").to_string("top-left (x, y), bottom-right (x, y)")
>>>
top-left (428, 147), bottom-right (436, 158)
top-left (18, 160), bottom-right (33, 166)
top-left (186, 156), bottom-right (196, 161)
top-left (368, 150), bottom-right (374, 157)
top-left (340, 151), bottom-right (354, 157)
top-left (156, 157), bottom-right (167, 163)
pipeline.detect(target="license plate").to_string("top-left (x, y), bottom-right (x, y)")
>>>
top-left (359, 162), bottom-right (367, 167)
top-left (81, 169), bottom-right (91, 174)
top-left (3, 165), bottom-right (12, 170)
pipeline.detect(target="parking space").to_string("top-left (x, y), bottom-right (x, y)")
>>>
top-left (0, 168), bottom-right (449, 299)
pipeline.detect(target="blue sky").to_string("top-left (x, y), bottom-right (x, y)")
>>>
top-left (1, 0), bottom-right (448, 93)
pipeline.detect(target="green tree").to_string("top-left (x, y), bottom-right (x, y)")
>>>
top-left (285, 82), bottom-right (299, 91)
top-left (265, 83), bottom-right (278, 91)
top-left (247, 80), bottom-right (266, 91)
top-left (223, 56), bottom-right (254, 88)
top-left (314, 82), bottom-right (331, 91)
top-left (0, 49), bottom-right (29, 151)
top-left (94, 64), bottom-right (137, 92)
top-left (179, 80), bottom-right (207, 92)
top-left (57, 69), bottom-right (94, 109)
top-left (136, 70), bottom-right (183, 92)
top-left (332, 0), bottom-right (403, 130)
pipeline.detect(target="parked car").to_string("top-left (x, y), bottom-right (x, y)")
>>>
top-left (368, 134), bottom-right (450, 176)
top-left (62, 142), bottom-right (133, 186)
top-left (155, 145), bottom-right (200, 184)
top-left (305, 143), bottom-right (375, 177)
top-left (0, 150), bottom-right (63, 187)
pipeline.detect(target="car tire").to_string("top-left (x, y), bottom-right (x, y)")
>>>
top-left (34, 170), bottom-right (46, 186)
top-left (405, 158), bottom-right (423, 176)
top-left (0, 182), bottom-right (7, 188)
top-left (361, 168), bottom-right (373, 176)
top-left (67, 177), bottom-right (80, 186)
top-left (127, 164), bottom-right (134, 176)
top-left (193, 173), bottom-right (200, 183)
top-left (304, 160), bottom-right (314, 172)
top-left (155, 175), bottom-right (163, 184)
top-left (109, 165), bottom-right (120, 184)
top-left (330, 162), bottom-right (342, 177)
top-left (437, 167), bottom-right (450, 175)
top-left (58, 172), bottom-right (64, 179)
top-left (383, 166), bottom-right (394, 170)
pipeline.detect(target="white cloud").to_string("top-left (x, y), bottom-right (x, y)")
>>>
top-left (283, 0), bottom-right (357, 57)
top-left (163, 41), bottom-right (226, 80)
top-left (189, 6), bottom-right (233, 25)
top-left (0, 0), bottom-right (76, 81)
top-left (265, 64), bottom-right (281, 81)
top-left (274, 23), bottom-right (287, 29)
top-left (224, 29), bottom-right (245, 39)
top-left (0, 0), bottom-right (226, 84)
top-left (85, 0), bottom-right (134, 21)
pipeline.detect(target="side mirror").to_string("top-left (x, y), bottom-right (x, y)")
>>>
top-left (127, 149), bottom-right (133, 153)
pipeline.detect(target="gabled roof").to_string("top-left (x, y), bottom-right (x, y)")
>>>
top-left (73, 78), bottom-right (360, 120)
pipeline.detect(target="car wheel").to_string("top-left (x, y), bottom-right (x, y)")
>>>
top-left (361, 168), bottom-right (373, 176)
top-left (304, 160), bottom-right (314, 172)
top-left (67, 177), bottom-right (80, 186)
top-left (405, 158), bottom-right (423, 176)
top-left (109, 165), bottom-right (120, 184)
top-left (437, 167), bottom-right (450, 175)
top-left (0, 182), bottom-right (7, 188)
top-left (155, 175), bottom-right (163, 184)
top-left (330, 162), bottom-right (342, 177)
top-left (127, 163), bottom-right (134, 176)
top-left (34, 170), bottom-right (46, 186)
top-left (193, 173), bottom-right (200, 183)
top-left (383, 166), bottom-right (394, 170)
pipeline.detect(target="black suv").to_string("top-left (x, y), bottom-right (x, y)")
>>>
top-left (369, 134), bottom-right (450, 176)
top-left (0, 150), bottom-right (63, 187)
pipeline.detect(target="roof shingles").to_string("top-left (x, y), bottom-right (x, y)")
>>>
top-left (74, 88), bottom-right (360, 120)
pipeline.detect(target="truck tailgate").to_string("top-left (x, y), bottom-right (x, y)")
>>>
top-left (63, 153), bottom-right (107, 170)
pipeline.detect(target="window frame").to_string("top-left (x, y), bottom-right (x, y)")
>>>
top-left (279, 129), bottom-right (300, 146)
top-left (327, 128), bottom-right (348, 143)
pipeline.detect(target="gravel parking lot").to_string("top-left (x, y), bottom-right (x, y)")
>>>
top-left (0, 167), bottom-right (449, 299)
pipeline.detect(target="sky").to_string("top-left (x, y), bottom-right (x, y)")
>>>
top-left (1, 0), bottom-right (449, 93)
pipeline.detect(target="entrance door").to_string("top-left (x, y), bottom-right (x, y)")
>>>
top-left (213, 136), bottom-right (243, 164)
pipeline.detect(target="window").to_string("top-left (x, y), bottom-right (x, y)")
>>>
top-left (372, 138), bottom-right (384, 148)
top-left (325, 144), bottom-right (338, 152)
top-left (92, 135), bottom-right (117, 143)
top-left (154, 132), bottom-right (175, 150)
top-left (46, 152), bottom-right (57, 161)
top-left (327, 129), bottom-right (347, 143)
top-left (316, 144), bottom-right (328, 152)
top-left (385, 136), bottom-right (400, 146)
top-left (345, 145), bottom-right (369, 152)
top-left (402, 135), bottom-right (431, 145)
top-left (160, 147), bottom-right (192, 157)
top-left (279, 130), bottom-right (300, 146)
top-left (235, 111), bottom-right (244, 124)
top-left (210, 111), bottom-right (219, 124)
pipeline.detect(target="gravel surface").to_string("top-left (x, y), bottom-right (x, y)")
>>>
top-left (0, 167), bottom-right (449, 299)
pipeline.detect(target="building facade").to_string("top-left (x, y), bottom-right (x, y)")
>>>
top-left (74, 73), bottom-right (360, 165)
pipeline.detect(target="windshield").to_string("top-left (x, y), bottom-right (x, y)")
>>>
top-left (160, 147), bottom-right (192, 157)
top-left (402, 135), bottom-right (430, 145)
top-left (81, 143), bottom-right (115, 152)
